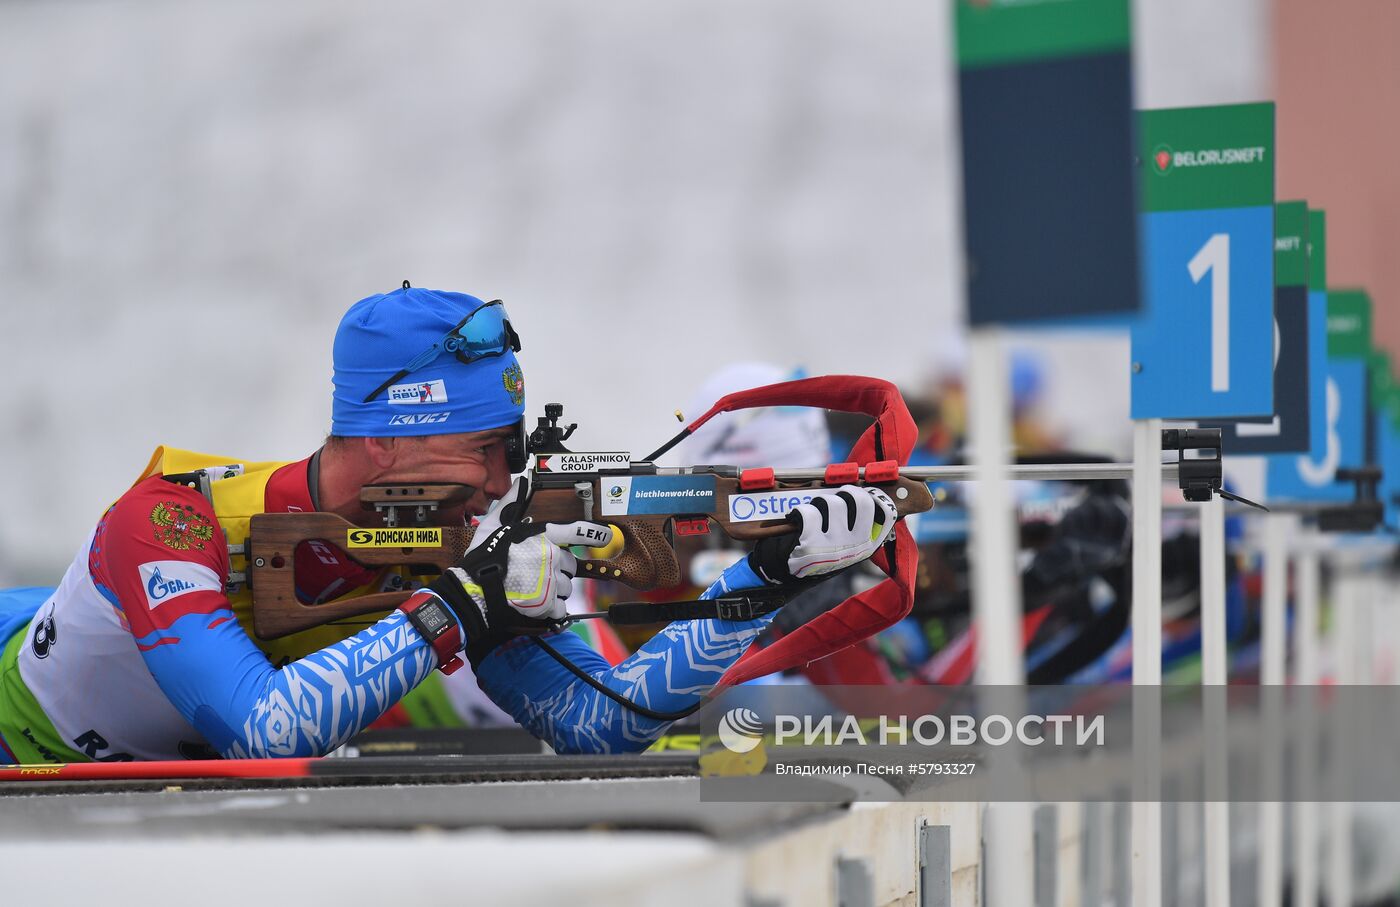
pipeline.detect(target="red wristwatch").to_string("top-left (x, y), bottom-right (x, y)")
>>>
top-left (399, 590), bottom-right (465, 675)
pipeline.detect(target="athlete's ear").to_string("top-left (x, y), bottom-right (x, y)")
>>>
top-left (363, 437), bottom-right (399, 470)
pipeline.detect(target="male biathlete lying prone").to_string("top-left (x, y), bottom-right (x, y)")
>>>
top-left (0, 285), bottom-right (894, 762)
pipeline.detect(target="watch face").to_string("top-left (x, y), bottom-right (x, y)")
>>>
top-left (416, 602), bottom-right (451, 636)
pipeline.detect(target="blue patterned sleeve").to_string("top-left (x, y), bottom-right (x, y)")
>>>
top-left (139, 610), bottom-right (438, 759)
top-left (99, 482), bottom-right (441, 760)
top-left (473, 557), bottom-right (774, 754)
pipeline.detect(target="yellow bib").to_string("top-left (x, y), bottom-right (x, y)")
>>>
top-left (134, 446), bottom-right (394, 666)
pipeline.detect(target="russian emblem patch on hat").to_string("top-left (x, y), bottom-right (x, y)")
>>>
top-left (502, 364), bottom-right (525, 406)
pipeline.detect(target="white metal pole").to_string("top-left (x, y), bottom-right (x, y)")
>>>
top-left (1131, 418), bottom-right (1163, 907)
top-left (1259, 513), bottom-right (1290, 687)
top-left (1375, 573), bottom-right (1397, 684)
top-left (1199, 496), bottom-right (1229, 686)
top-left (1385, 572), bottom-right (1400, 685)
top-left (1257, 514), bottom-right (1289, 907)
top-left (1132, 420), bottom-right (1164, 684)
top-left (1326, 799), bottom-right (1351, 907)
top-left (970, 329), bottom-right (1022, 687)
top-left (1359, 572), bottom-right (1377, 684)
top-left (1295, 535), bottom-right (1322, 685)
top-left (1335, 573), bottom-right (1360, 689)
top-left (1199, 495), bottom-right (1230, 907)
top-left (1328, 571), bottom-right (1356, 907)
top-left (1292, 535), bottom-right (1321, 907)
top-left (1366, 573), bottom-right (1377, 680)
top-left (967, 328), bottom-right (1032, 907)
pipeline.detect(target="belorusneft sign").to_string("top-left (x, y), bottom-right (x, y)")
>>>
top-left (1131, 101), bottom-right (1276, 421)
top-left (1151, 145), bottom-right (1268, 172)
top-left (535, 452), bottom-right (631, 473)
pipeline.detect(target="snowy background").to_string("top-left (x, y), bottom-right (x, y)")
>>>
top-left (0, 0), bottom-right (1268, 582)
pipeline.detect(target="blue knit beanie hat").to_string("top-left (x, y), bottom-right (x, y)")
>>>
top-left (331, 284), bottom-right (525, 437)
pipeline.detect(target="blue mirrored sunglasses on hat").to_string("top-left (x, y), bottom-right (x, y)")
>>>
top-left (362, 298), bottom-right (522, 404)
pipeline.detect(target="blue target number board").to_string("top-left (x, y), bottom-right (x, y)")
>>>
top-left (1200, 201), bottom-right (1325, 453)
top-left (1130, 103), bottom-right (1275, 420)
top-left (1381, 414), bottom-right (1400, 527)
top-left (1265, 284), bottom-right (1372, 503)
top-left (1372, 357), bottom-right (1400, 527)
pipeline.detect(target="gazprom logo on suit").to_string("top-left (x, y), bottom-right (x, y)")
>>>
top-left (138, 561), bottom-right (221, 609)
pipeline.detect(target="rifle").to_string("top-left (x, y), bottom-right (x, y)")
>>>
top-left (246, 403), bottom-right (1256, 643)
top-left (248, 402), bottom-right (936, 640)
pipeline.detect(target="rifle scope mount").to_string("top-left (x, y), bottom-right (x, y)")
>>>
top-left (1161, 428), bottom-right (1267, 511)
top-left (528, 403), bottom-right (577, 456)
top-left (1316, 466), bottom-right (1384, 533)
top-left (359, 484), bottom-right (472, 528)
top-left (1161, 428), bottom-right (1223, 503)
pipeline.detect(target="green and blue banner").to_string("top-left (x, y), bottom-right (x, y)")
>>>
top-left (957, 0), bottom-right (1140, 325)
top-left (1131, 102), bottom-right (1276, 420)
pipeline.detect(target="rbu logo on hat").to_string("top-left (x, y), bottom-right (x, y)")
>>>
top-left (388, 412), bottom-right (451, 425)
top-left (388, 380), bottom-right (448, 405)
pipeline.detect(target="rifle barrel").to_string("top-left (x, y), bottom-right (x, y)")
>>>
top-left (768, 462), bottom-right (1177, 483)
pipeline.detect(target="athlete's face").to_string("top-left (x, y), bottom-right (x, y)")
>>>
top-left (380, 428), bottom-right (517, 524)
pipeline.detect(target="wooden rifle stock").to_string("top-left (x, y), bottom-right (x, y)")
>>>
top-left (248, 475), bottom-right (933, 640)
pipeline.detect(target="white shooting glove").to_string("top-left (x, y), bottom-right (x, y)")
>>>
top-left (427, 476), bottom-right (613, 665)
top-left (748, 484), bottom-right (897, 584)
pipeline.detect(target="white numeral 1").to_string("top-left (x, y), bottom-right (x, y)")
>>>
top-left (1189, 233), bottom-right (1231, 392)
